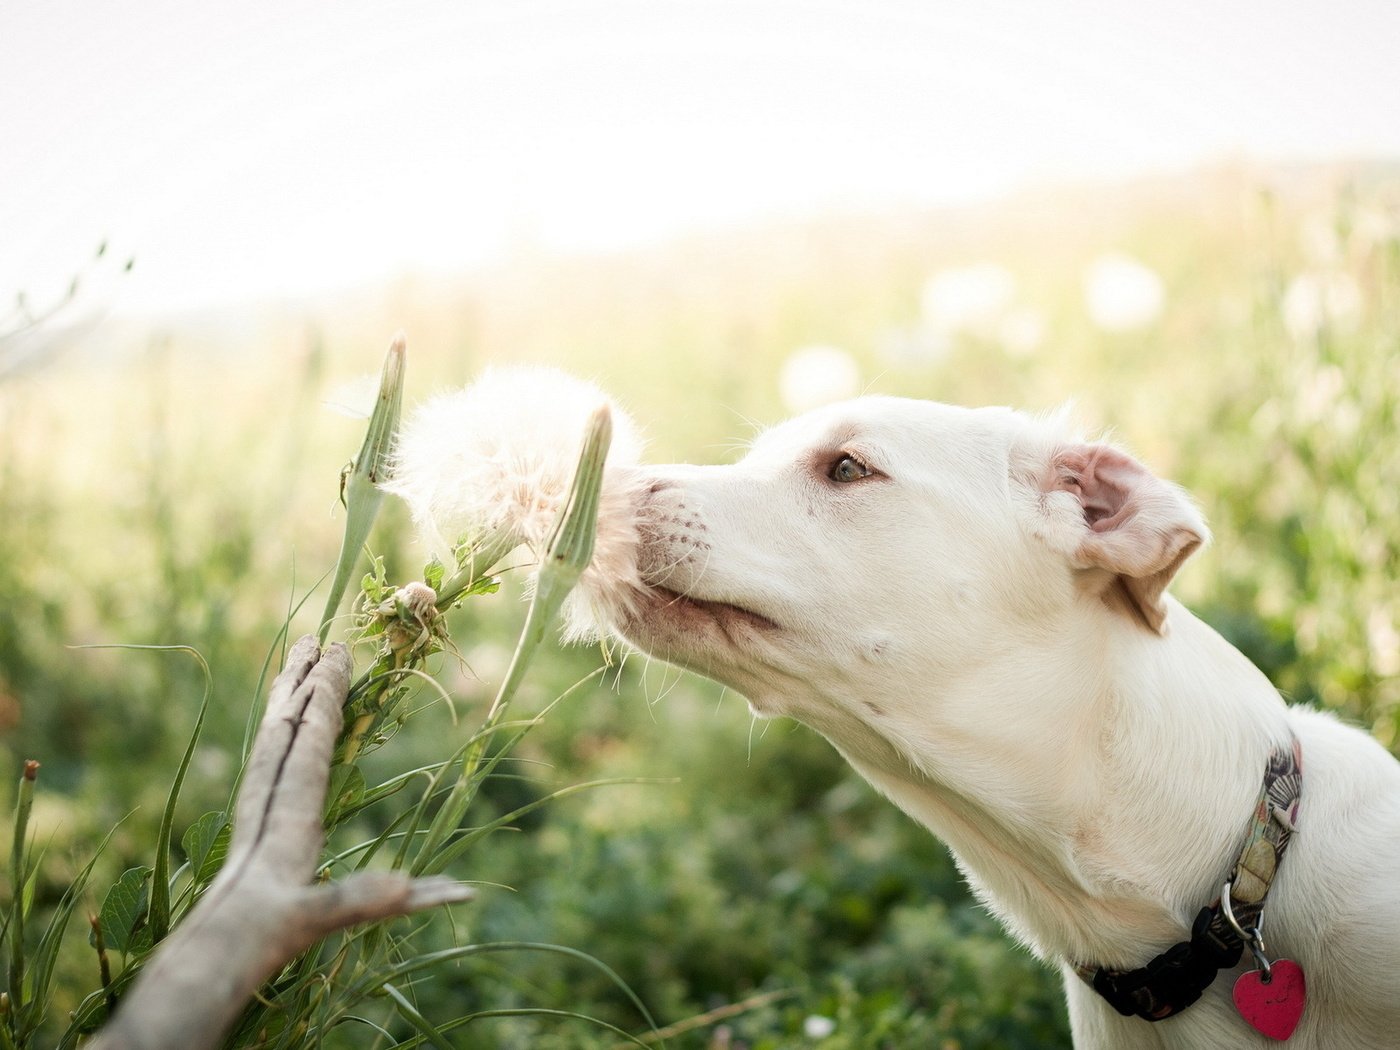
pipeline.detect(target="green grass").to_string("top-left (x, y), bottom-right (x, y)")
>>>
top-left (1, 164), bottom-right (1397, 1047)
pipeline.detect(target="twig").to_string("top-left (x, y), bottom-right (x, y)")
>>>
top-left (89, 636), bottom-right (473, 1050)
top-left (615, 989), bottom-right (796, 1046)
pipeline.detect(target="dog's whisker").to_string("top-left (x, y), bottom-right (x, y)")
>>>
top-left (655, 667), bottom-right (684, 706)
top-left (722, 405), bottom-right (766, 445)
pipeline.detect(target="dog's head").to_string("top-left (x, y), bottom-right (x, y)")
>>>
top-left (585, 396), bottom-right (1208, 732)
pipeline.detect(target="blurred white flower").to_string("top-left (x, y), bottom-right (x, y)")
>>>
top-left (780, 345), bottom-right (861, 413)
top-left (803, 1015), bottom-right (837, 1039)
top-left (920, 262), bottom-right (1017, 335)
top-left (997, 306), bottom-right (1046, 358)
top-left (1295, 364), bottom-right (1345, 423)
top-left (1368, 607), bottom-right (1400, 678)
top-left (1299, 212), bottom-right (1342, 267)
top-left (1083, 252), bottom-right (1164, 333)
top-left (385, 366), bottom-right (648, 639)
top-left (1354, 206), bottom-right (1400, 249)
top-left (877, 324), bottom-right (951, 365)
top-left (1281, 272), bottom-right (1363, 341)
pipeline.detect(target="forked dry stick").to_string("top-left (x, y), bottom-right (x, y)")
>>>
top-left (91, 635), bottom-right (473, 1050)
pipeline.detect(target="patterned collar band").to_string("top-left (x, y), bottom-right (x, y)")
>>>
top-left (1075, 738), bottom-right (1303, 1022)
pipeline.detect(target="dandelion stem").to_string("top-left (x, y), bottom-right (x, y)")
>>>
top-left (485, 403), bottom-right (610, 726)
top-left (318, 335), bottom-right (405, 645)
top-left (413, 406), bottom-right (611, 874)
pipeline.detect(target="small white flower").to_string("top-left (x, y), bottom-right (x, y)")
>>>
top-left (920, 263), bottom-right (1017, 335)
top-left (803, 1014), bottom-right (837, 1039)
top-left (1084, 252), bottom-right (1164, 333)
top-left (780, 345), bottom-right (861, 413)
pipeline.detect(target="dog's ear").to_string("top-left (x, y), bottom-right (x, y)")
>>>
top-left (1045, 444), bottom-right (1209, 634)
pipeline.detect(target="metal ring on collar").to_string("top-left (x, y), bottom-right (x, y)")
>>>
top-left (1221, 880), bottom-right (1273, 981)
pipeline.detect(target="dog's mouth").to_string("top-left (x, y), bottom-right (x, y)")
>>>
top-left (635, 585), bottom-right (782, 636)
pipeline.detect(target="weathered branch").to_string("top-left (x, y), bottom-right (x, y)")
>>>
top-left (90, 635), bottom-right (473, 1050)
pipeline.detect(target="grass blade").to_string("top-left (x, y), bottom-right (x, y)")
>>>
top-left (71, 644), bottom-right (211, 945)
top-left (6, 760), bottom-right (38, 1034)
top-left (381, 982), bottom-right (454, 1050)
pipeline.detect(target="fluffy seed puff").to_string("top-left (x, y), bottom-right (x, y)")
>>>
top-left (384, 367), bottom-right (647, 640)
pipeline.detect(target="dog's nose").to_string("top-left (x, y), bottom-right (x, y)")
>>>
top-left (632, 480), bottom-right (710, 589)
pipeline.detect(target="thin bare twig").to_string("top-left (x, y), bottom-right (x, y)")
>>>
top-left (90, 636), bottom-right (473, 1050)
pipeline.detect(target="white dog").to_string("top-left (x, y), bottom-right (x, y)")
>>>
top-left (583, 395), bottom-right (1400, 1049)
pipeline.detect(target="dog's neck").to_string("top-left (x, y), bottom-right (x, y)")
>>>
top-left (819, 598), bottom-right (1292, 969)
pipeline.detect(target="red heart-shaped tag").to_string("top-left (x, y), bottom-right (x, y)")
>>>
top-left (1233, 959), bottom-right (1306, 1041)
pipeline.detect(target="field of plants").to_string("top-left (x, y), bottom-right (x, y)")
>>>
top-left (1, 163), bottom-right (1397, 1048)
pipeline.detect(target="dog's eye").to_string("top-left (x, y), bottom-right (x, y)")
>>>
top-left (829, 455), bottom-right (873, 483)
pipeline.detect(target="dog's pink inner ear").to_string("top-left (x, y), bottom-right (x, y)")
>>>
top-left (1052, 445), bottom-right (1208, 634)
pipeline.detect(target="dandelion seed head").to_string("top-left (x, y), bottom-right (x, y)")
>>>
top-left (385, 366), bottom-right (649, 641)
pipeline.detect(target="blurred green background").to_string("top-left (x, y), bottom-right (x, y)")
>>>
top-left (1, 165), bottom-right (1398, 1048)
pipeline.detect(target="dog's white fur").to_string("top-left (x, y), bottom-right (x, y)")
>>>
top-left (583, 395), bottom-right (1400, 1049)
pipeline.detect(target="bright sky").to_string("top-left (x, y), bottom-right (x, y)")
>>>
top-left (3, 0), bottom-right (1397, 314)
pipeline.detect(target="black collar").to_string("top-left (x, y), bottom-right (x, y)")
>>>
top-left (1075, 738), bottom-right (1303, 1022)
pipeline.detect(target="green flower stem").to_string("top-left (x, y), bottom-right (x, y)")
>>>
top-left (7, 761), bottom-right (37, 1027)
top-left (318, 335), bottom-right (406, 645)
top-left (413, 405), bottom-right (611, 875)
top-left (434, 529), bottom-right (521, 607)
top-left (482, 402), bottom-right (611, 723)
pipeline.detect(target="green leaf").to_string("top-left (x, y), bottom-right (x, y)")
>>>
top-left (181, 811), bottom-right (231, 885)
top-left (463, 575), bottom-right (501, 599)
top-left (94, 866), bottom-right (152, 955)
top-left (21, 856), bottom-right (39, 914)
top-left (360, 561), bottom-right (389, 605)
top-left (325, 765), bottom-right (366, 826)
top-left (423, 556), bottom-right (445, 591)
